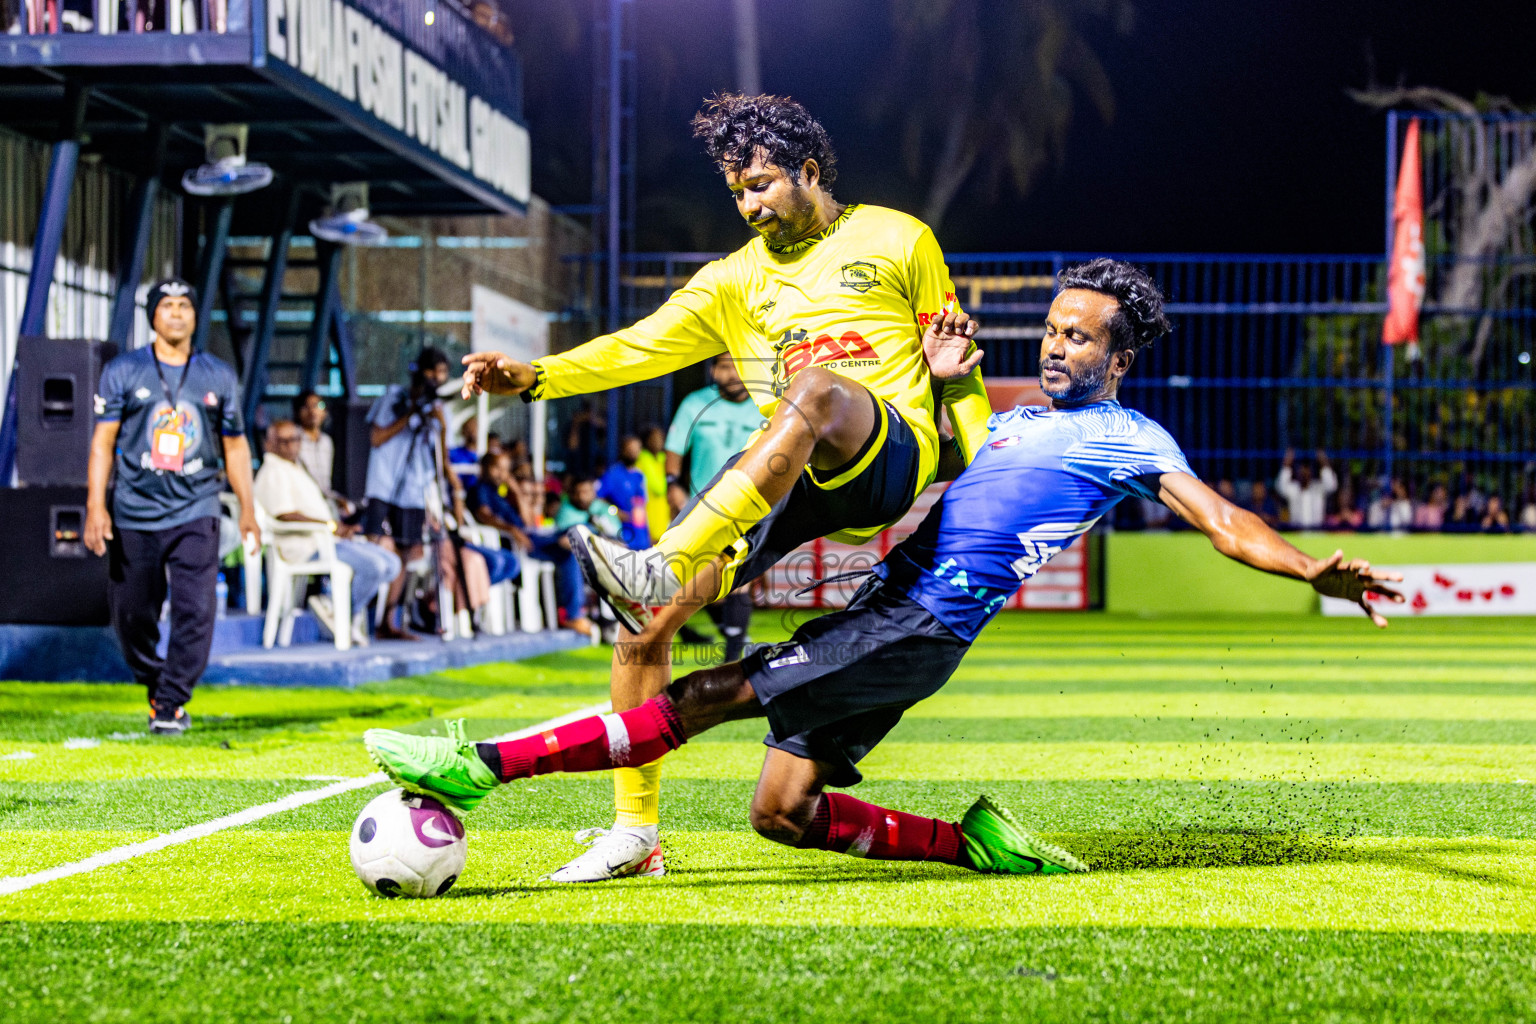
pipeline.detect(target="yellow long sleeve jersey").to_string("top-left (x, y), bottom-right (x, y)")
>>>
top-left (527, 204), bottom-right (992, 513)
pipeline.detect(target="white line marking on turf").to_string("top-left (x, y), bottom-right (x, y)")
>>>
top-left (0, 702), bottom-right (609, 898)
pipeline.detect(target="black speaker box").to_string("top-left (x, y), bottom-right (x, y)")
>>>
top-left (16, 336), bottom-right (118, 488)
top-left (0, 486), bottom-right (109, 625)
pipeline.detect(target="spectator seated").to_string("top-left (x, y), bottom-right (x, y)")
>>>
top-left (254, 420), bottom-right (401, 647)
top-left (471, 452), bottom-right (595, 639)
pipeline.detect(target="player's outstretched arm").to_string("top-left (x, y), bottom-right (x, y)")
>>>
top-left (470, 265), bottom-right (731, 403)
top-left (1157, 471), bottom-right (1405, 627)
top-left (460, 352), bottom-right (538, 399)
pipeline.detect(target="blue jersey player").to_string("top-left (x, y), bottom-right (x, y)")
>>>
top-left (365, 258), bottom-right (1404, 876)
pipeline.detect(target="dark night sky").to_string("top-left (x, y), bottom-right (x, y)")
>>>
top-left (512, 0), bottom-right (1536, 255)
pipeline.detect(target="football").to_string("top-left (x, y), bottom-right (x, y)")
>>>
top-left (349, 788), bottom-right (467, 898)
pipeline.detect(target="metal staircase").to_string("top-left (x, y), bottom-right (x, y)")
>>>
top-left (204, 218), bottom-right (357, 438)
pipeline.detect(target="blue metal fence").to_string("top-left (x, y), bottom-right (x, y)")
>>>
top-left (590, 245), bottom-right (1536, 515)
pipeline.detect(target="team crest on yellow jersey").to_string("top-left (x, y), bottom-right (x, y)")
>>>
top-left (838, 261), bottom-right (879, 293)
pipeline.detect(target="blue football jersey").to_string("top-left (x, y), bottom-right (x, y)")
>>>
top-left (877, 400), bottom-right (1194, 641)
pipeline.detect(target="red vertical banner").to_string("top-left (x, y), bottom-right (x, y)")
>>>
top-left (1383, 118), bottom-right (1425, 344)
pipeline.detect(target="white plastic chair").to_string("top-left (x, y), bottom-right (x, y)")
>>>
top-left (515, 552), bottom-right (558, 634)
top-left (256, 506), bottom-right (353, 651)
top-left (459, 520), bottom-right (516, 637)
top-left (219, 492), bottom-right (263, 614)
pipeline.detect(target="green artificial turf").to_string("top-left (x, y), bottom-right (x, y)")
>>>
top-left (1, 612), bottom-right (1535, 1023)
top-left (7, 922), bottom-right (1536, 1024)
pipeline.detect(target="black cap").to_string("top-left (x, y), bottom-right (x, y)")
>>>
top-left (145, 277), bottom-right (199, 325)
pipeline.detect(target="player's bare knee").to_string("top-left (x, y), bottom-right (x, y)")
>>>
top-left (749, 781), bottom-right (819, 845)
top-left (780, 367), bottom-right (842, 433)
top-left (749, 801), bottom-right (806, 846)
top-left (666, 666), bottom-right (755, 734)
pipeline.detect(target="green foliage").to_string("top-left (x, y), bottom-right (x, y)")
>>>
top-left (876, 0), bottom-right (1131, 227)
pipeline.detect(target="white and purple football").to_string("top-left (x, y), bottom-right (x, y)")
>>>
top-left (349, 788), bottom-right (467, 898)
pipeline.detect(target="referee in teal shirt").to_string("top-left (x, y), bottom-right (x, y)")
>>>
top-left (664, 356), bottom-right (765, 661)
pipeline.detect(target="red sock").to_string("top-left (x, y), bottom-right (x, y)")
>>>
top-left (797, 793), bottom-right (971, 867)
top-left (484, 695), bottom-right (684, 781)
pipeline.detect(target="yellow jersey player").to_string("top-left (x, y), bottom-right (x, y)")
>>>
top-left (460, 93), bottom-right (992, 882)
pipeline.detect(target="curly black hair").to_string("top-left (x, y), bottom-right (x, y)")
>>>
top-left (1056, 258), bottom-right (1172, 353)
top-left (691, 93), bottom-right (838, 189)
top-left (413, 346), bottom-right (450, 372)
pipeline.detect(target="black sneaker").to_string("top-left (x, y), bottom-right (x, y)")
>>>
top-left (149, 704), bottom-right (192, 735)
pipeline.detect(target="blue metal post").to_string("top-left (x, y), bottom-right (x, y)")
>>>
top-left (108, 124), bottom-right (168, 347)
top-left (331, 275), bottom-right (358, 399)
top-left (302, 241), bottom-right (342, 391)
top-left (1382, 111), bottom-right (1398, 489)
top-left (603, 0), bottom-right (623, 465)
top-left (19, 143), bottom-right (80, 337)
top-left (0, 85), bottom-right (88, 485)
top-left (192, 199), bottom-right (234, 352)
top-left (243, 189), bottom-right (300, 433)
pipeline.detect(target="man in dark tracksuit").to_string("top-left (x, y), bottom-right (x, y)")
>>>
top-left (84, 278), bottom-right (260, 734)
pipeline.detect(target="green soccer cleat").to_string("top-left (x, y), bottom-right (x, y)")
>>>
top-left (960, 795), bottom-right (1089, 875)
top-left (363, 719), bottom-right (500, 814)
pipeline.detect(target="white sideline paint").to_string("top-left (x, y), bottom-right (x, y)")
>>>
top-left (0, 702), bottom-right (609, 898)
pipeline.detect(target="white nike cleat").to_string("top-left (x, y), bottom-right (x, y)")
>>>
top-left (566, 525), bottom-right (682, 634)
top-left (546, 825), bottom-right (666, 883)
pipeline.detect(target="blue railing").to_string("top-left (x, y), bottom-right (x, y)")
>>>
top-left (0, 0), bottom-right (521, 120)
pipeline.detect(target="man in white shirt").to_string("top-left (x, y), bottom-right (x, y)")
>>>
top-left (1275, 448), bottom-right (1338, 530)
top-left (255, 420), bottom-right (401, 643)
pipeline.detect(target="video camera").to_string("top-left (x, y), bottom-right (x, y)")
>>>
top-left (391, 388), bottom-right (438, 427)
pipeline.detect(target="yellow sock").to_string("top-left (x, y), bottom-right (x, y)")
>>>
top-left (656, 468), bottom-right (771, 586)
top-left (614, 760), bottom-right (664, 828)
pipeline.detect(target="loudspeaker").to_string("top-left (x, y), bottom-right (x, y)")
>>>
top-left (0, 486), bottom-right (109, 625)
top-left (16, 336), bottom-right (118, 487)
top-left (330, 399), bottom-right (372, 501)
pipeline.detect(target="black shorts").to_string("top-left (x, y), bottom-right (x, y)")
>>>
top-left (361, 500), bottom-right (426, 545)
top-left (672, 392), bottom-right (922, 596)
top-left (741, 577), bottom-right (970, 787)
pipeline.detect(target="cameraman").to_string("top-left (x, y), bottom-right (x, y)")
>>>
top-left (362, 347), bottom-right (465, 640)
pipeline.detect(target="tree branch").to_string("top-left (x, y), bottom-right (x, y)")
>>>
top-left (1346, 85), bottom-right (1482, 117)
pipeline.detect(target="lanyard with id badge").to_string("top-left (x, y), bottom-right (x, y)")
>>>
top-left (150, 349), bottom-right (194, 472)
